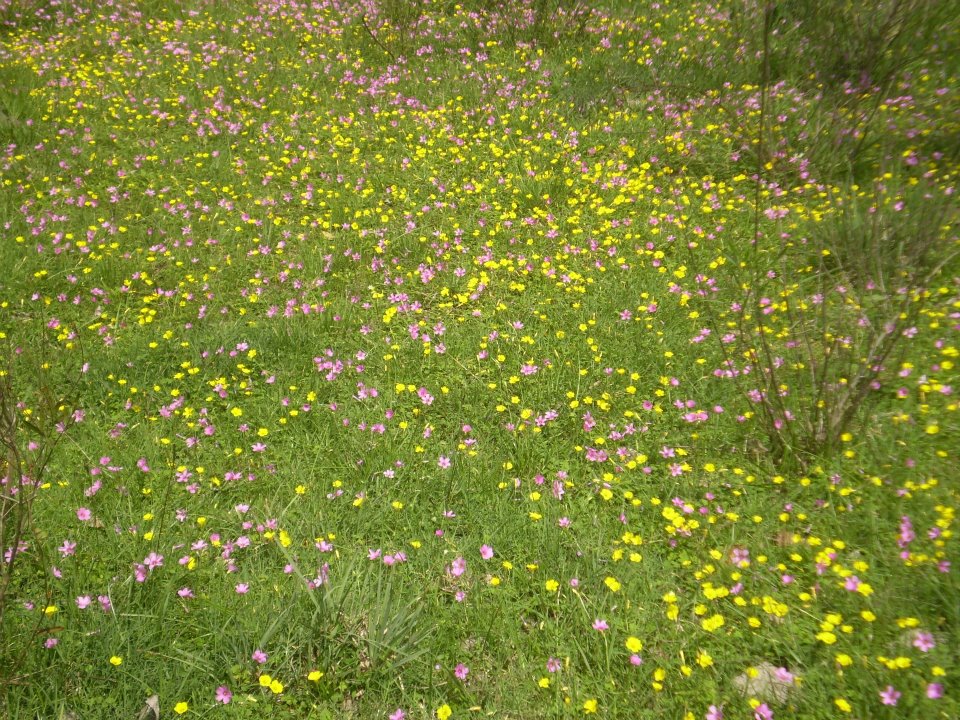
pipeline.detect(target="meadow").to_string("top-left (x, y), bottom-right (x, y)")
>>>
top-left (0, 0), bottom-right (958, 718)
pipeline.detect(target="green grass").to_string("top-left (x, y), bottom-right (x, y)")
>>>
top-left (0, 0), bottom-right (958, 718)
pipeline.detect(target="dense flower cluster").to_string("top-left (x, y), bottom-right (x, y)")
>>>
top-left (0, 0), bottom-right (956, 718)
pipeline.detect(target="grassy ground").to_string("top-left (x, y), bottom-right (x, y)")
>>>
top-left (0, 0), bottom-right (958, 718)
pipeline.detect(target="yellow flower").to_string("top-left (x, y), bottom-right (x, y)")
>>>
top-left (109, 656), bottom-right (123, 666)
top-left (604, 576), bottom-right (621, 592)
top-left (259, 674), bottom-right (272, 687)
top-left (437, 704), bottom-right (452, 720)
top-left (834, 698), bottom-right (852, 713)
top-left (269, 679), bottom-right (284, 694)
top-left (701, 614), bottom-right (725, 632)
top-left (583, 698), bottom-right (598, 714)
top-left (545, 579), bottom-right (560, 592)
top-left (625, 636), bottom-right (643, 653)
top-left (307, 670), bottom-right (324, 682)
top-left (174, 702), bottom-right (189, 715)
top-left (816, 631), bottom-right (837, 645)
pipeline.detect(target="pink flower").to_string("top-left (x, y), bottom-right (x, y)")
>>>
top-left (235, 583), bottom-right (249, 594)
top-left (215, 686), bottom-right (232, 704)
top-left (927, 683), bottom-right (944, 699)
top-left (75, 595), bottom-right (92, 609)
top-left (754, 704), bottom-right (773, 720)
top-left (774, 667), bottom-right (794, 684)
top-left (448, 557), bottom-right (466, 578)
top-left (592, 619), bottom-right (609, 631)
top-left (76, 507), bottom-right (92, 521)
top-left (252, 649), bottom-right (268, 664)
top-left (479, 545), bottom-right (494, 560)
top-left (880, 686), bottom-right (901, 706)
top-left (706, 706), bottom-right (723, 720)
top-left (454, 663), bottom-right (469, 680)
top-left (438, 455), bottom-right (451, 469)
top-left (913, 631), bottom-right (935, 652)
top-left (389, 710), bottom-right (405, 720)
top-left (546, 657), bottom-right (562, 673)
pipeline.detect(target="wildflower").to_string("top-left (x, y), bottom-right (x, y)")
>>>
top-left (913, 632), bottom-right (935, 652)
top-left (701, 614), bottom-right (725, 632)
top-left (174, 701), bottom-right (189, 715)
top-left (927, 683), bottom-right (944, 699)
top-left (706, 706), bottom-right (723, 720)
top-left (546, 657), bottom-right (562, 673)
top-left (110, 656), bottom-right (122, 666)
top-left (583, 698), bottom-right (598, 714)
top-left (880, 686), bottom-right (900, 706)
top-left (448, 557), bottom-right (466, 577)
top-left (437, 704), bottom-right (452, 720)
top-left (454, 663), bottom-right (469, 680)
top-left (390, 710), bottom-right (406, 720)
top-left (215, 686), bottom-right (232, 704)
top-left (754, 704), bottom-right (773, 720)
top-left (592, 619), bottom-right (609, 631)
top-left (480, 544), bottom-right (494, 560)
top-left (307, 670), bottom-right (324, 681)
top-left (625, 637), bottom-right (643, 653)
top-left (834, 698), bottom-right (852, 713)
